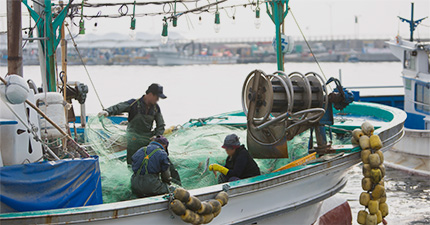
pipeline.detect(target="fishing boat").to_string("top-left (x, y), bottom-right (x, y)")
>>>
top-left (352, 3), bottom-right (430, 176)
top-left (1, 1), bottom-right (406, 224)
top-left (154, 42), bottom-right (239, 66)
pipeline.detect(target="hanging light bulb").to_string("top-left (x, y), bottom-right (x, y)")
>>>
top-left (232, 15), bottom-right (236, 25)
top-left (161, 20), bottom-right (169, 44)
top-left (79, 19), bottom-right (85, 34)
top-left (92, 21), bottom-right (98, 32)
top-left (198, 16), bottom-right (202, 26)
top-left (129, 17), bottom-right (136, 40)
top-left (214, 11), bottom-right (221, 33)
top-left (254, 8), bottom-right (261, 29)
top-left (173, 16), bottom-right (178, 27)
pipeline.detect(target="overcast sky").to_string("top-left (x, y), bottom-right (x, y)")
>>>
top-left (0, 0), bottom-right (429, 41)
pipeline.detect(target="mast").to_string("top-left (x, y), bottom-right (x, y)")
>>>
top-left (398, 2), bottom-right (427, 42)
top-left (6, 0), bottom-right (23, 76)
top-left (266, 0), bottom-right (289, 71)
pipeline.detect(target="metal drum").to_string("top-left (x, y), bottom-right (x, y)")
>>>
top-left (242, 70), bottom-right (328, 158)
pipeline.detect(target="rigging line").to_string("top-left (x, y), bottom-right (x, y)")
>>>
top-left (66, 0), bottom-right (199, 8)
top-left (65, 24), bottom-right (105, 110)
top-left (289, 8), bottom-right (332, 91)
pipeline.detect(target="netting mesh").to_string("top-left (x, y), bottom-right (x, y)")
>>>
top-left (85, 116), bottom-right (347, 203)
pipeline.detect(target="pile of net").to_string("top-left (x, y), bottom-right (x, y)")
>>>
top-left (85, 116), bottom-right (349, 203)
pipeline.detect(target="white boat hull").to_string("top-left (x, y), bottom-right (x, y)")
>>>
top-left (385, 128), bottom-right (430, 176)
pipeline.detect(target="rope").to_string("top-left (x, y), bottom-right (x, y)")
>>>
top-left (289, 8), bottom-right (333, 92)
top-left (65, 24), bottom-right (105, 110)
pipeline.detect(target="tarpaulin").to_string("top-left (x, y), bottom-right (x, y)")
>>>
top-left (0, 156), bottom-right (103, 212)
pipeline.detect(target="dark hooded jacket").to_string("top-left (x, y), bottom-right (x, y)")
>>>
top-left (224, 145), bottom-right (260, 179)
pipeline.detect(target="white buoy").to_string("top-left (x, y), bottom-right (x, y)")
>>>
top-left (35, 92), bottom-right (67, 139)
top-left (0, 75), bottom-right (29, 105)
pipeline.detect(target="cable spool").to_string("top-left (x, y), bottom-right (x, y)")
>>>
top-left (242, 69), bottom-right (327, 158)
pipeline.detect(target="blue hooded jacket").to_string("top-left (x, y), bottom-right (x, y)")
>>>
top-left (131, 141), bottom-right (170, 175)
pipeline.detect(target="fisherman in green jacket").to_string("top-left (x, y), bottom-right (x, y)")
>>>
top-left (98, 83), bottom-right (166, 165)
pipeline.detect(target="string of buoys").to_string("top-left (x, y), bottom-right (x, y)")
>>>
top-left (170, 188), bottom-right (228, 224)
top-left (352, 122), bottom-right (389, 225)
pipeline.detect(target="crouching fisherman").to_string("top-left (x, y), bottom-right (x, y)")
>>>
top-left (131, 135), bottom-right (174, 197)
top-left (209, 134), bottom-right (261, 183)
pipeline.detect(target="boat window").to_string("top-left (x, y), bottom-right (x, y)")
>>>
top-left (415, 82), bottom-right (430, 114)
top-left (404, 50), bottom-right (416, 70)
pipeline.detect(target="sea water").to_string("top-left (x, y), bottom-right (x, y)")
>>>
top-left (1, 62), bottom-right (428, 224)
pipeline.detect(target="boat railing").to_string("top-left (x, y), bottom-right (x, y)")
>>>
top-left (345, 85), bottom-right (403, 89)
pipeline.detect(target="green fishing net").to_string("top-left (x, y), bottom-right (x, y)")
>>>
top-left (85, 116), bottom-right (349, 203)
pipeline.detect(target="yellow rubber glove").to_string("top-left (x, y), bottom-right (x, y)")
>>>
top-left (208, 163), bottom-right (229, 175)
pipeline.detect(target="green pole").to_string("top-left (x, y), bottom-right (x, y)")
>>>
top-left (45, 0), bottom-right (56, 92)
top-left (266, 0), bottom-right (289, 71)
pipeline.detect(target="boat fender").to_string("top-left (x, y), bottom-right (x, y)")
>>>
top-left (351, 137), bottom-right (359, 145)
top-left (361, 150), bottom-right (371, 164)
top-left (361, 121), bottom-right (374, 136)
top-left (174, 188), bottom-right (190, 202)
top-left (0, 74), bottom-right (29, 104)
top-left (359, 192), bottom-right (370, 206)
top-left (368, 200), bottom-right (379, 215)
top-left (201, 213), bottom-right (214, 224)
top-left (170, 199), bottom-right (187, 216)
top-left (181, 209), bottom-right (197, 223)
top-left (368, 153), bottom-right (381, 168)
top-left (362, 164), bottom-right (371, 178)
top-left (197, 202), bottom-right (213, 215)
top-left (357, 210), bottom-right (368, 224)
top-left (208, 199), bottom-right (222, 213)
top-left (361, 178), bottom-right (372, 191)
top-left (215, 191), bottom-right (228, 206)
top-left (366, 213), bottom-right (377, 225)
top-left (376, 210), bottom-right (383, 223)
top-left (375, 150), bottom-right (384, 164)
top-left (372, 184), bottom-right (385, 200)
top-left (352, 128), bottom-right (364, 141)
top-left (359, 135), bottom-right (370, 150)
top-left (370, 168), bottom-right (382, 183)
top-left (369, 135), bottom-right (382, 150)
top-left (186, 196), bottom-right (202, 211)
top-left (379, 202), bottom-right (389, 217)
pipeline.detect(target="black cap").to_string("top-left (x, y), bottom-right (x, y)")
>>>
top-left (222, 134), bottom-right (241, 149)
top-left (146, 83), bottom-right (167, 99)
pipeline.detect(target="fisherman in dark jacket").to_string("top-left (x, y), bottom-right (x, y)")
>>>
top-left (209, 134), bottom-right (260, 183)
top-left (98, 83), bottom-right (166, 164)
top-left (131, 135), bottom-right (172, 197)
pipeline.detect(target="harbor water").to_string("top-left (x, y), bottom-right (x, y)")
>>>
top-left (1, 62), bottom-right (429, 224)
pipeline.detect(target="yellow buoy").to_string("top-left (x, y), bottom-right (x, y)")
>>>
top-left (361, 121), bottom-right (374, 136)
top-left (170, 199), bottom-right (187, 216)
top-left (379, 178), bottom-right (385, 187)
top-left (351, 137), bottom-right (359, 145)
top-left (376, 210), bottom-right (383, 223)
top-left (369, 153), bottom-right (381, 168)
top-left (197, 202), bottom-right (213, 215)
top-left (368, 200), bottom-right (379, 215)
top-left (357, 210), bottom-right (368, 225)
top-left (375, 150), bottom-right (384, 163)
top-left (181, 209), bottom-right (197, 223)
top-left (366, 213), bottom-right (377, 225)
top-left (201, 213), bottom-right (214, 224)
top-left (379, 202), bottom-right (389, 217)
top-left (209, 199), bottom-right (222, 213)
top-left (380, 192), bottom-right (387, 203)
top-left (186, 196), bottom-right (202, 211)
top-left (363, 164), bottom-right (371, 178)
top-left (215, 191), bottom-right (229, 206)
top-left (370, 168), bottom-right (382, 183)
top-left (379, 165), bottom-right (386, 178)
top-left (370, 134), bottom-right (383, 150)
top-left (359, 135), bottom-right (371, 150)
top-left (194, 214), bottom-right (203, 225)
top-left (174, 188), bottom-right (190, 202)
top-left (372, 184), bottom-right (385, 200)
top-left (213, 207), bottom-right (221, 217)
top-left (352, 128), bottom-right (364, 141)
top-left (361, 149), bottom-right (371, 164)
top-left (362, 178), bottom-right (373, 191)
top-left (359, 192), bottom-right (371, 206)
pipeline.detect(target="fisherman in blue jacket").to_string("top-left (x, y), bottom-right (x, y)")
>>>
top-left (209, 134), bottom-right (261, 183)
top-left (98, 83), bottom-right (166, 165)
top-left (131, 135), bottom-right (173, 197)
